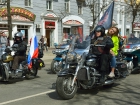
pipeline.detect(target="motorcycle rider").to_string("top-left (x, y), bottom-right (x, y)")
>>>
top-left (11, 32), bottom-right (27, 73)
top-left (90, 25), bottom-right (114, 84)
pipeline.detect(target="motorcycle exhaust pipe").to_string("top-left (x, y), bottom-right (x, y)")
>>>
top-left (104, 80), bottom-right (114, 85)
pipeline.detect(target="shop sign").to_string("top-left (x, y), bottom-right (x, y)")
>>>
top-left (63, 20), bottom-right (82, 25)
top-left (133, 23), bottom-right (140, 28)
top-left (45, 21), bottom-right (55, 29)
top-left (0, 7), bottom-right (36, 21)
top-left (2, 15), bottom-right (30, 21)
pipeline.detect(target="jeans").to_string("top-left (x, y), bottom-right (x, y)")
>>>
top-left (110, 56), bottom-right (116, 68)
top-left (12, 56), bottom-right (26, 70)
top-left (44, 44), bottom-right (48, 51)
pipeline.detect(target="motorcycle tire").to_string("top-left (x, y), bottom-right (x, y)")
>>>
top-left (25, 66), bottom-right (38, 79)
top-left (0, 65), bottom-right (7, 81)
top-left (131, 67), bottom-right (140, 74)
top-left (0, 70), bottom-right (4, 81)
top-left (51, 60), bottom-right (62, 74)
top-left (56, 76), bottom-right (77, 100)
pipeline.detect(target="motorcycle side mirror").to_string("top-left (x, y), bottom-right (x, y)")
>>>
top-left (97, 37), bottom-right (104, 41)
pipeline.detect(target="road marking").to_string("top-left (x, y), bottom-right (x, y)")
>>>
top-left (0, 90), bottom-right (55, 105)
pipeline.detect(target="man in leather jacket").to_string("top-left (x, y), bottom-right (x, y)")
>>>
top-left (90, 25), bottom-right (114, 84)
top-left (12, 32), bottom-right (27, 72)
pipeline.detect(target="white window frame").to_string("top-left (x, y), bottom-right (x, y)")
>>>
top-left (25, 0), bottom-right (33, 8)
top-left (64, 0), bottom-right (70, 13)
top-left (78, 3), bottom-right (83, 14)
top-left (46, 0), bottom-right (53, 10)
top-left (0, 0), bottom-right (6, 4)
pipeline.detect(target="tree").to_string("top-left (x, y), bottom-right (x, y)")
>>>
top-left (85, 0), bottom-right (112, 30)
top-left (124, 0), bottom-right (140, 32)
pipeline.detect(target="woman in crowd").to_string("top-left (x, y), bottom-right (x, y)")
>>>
top-left (107, 27), bottom-right (119, 78)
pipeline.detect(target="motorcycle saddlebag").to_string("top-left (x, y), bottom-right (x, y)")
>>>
top-left (32, 58), bottom-right (45, 70)
top-left (77, 68), bottom-right (88, 80)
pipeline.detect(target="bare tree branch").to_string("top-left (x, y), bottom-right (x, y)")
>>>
top-left (124, 0), bottom-right (140, 32)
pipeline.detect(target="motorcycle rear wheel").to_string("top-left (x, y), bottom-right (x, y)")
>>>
top-left (25, 66), bottom-right (38, 79)
top-left (56, 76), bottom-right (77, 100)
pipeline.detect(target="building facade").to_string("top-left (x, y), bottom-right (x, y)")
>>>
top-left (0, 0), bottom-right (92, 47)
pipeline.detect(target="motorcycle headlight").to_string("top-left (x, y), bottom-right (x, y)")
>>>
top-left (76, 54), bottom-right (81, 61)
top-left (67, 52), bottom-right (76, 61)
top-left (62, 54), bottom-right (66, 59)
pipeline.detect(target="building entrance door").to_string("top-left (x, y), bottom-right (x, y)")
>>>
top-left (46, 29), bottom-right (50, 47)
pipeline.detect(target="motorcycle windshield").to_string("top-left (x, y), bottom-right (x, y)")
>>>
top-left (127, 37), bottom-right (140, 44)
top-left (125, 37), bottom-right (140, 49)
top-left (68, 35), bottom-right (77, 52)
top-left (56, 40), bottom-right (70, 49)
top-left (74, 36), bottom-right (91, 55)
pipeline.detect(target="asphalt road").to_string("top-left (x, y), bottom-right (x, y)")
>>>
top-left (0, 49), bottom-right (140, 105)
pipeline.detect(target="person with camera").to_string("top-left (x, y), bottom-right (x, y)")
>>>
top-left (90, 25), bottom-right (114, 84)
top-left (11, 32), bottom-right (27, 73)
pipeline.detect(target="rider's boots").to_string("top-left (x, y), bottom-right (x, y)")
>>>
top-left (100, 71), bottom-right (105, 84)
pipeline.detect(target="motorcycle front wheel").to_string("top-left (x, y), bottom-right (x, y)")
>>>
top-left (56, 76), bottom-right (77, 100)
top-left (51, 60), bottom-right (63, 74)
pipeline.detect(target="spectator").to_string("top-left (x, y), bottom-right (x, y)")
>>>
top-left (39, 35), bottom-right (44, 49)
top-left (0, 31), bottom-right (8, 57)
top-left (128, 33), bottom-right (138, 43)
top-left (44, 36), bottom-right (48, 51)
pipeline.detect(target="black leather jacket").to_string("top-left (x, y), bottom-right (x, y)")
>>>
top-left (90, 36), bottom-right (114, 55)
top-left (13, 41), bottom-right (27, 56)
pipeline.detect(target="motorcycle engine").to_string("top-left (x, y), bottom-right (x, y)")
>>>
top-left (86, 58), bottom-right (97, 67)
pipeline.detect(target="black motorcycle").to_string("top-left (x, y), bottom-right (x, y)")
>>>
top-left (56, 35), bottom-right (128, 100)
top-left (0, 44), bottom-right (45, 81)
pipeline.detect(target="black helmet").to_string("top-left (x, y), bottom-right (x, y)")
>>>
top-left (14, 32), bottom-right (23, 43)
top-left (94, 25), bottom-right (105, 36)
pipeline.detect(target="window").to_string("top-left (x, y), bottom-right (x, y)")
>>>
top-left (78, 2), bottom-right (83, 14)
top-left (46, 0), bottom-right (53, 10)
top-left (0, 0), bottom-right (6, 4)
top-left (25, 0), bottom-right (32, 7)
top-left (65, 0), bottom-right (70, 13)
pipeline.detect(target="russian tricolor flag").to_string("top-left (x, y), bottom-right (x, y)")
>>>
top-left (27, 34), bottom-right (39, 69)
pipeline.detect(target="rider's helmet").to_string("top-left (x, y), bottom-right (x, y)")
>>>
top-left (14, 32), bottom-right (23, 43)
top-left (94, 25), bottom-right (105, 36)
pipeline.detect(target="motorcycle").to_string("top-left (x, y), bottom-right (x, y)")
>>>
top-left (56, 35), bottom-right (128, 100)
top-left (0, 44), bottom-right (45, 82)
top-left (51, 41), bottom-right (70, 74)
top-left (122, 38), bottom-right (140, 74)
